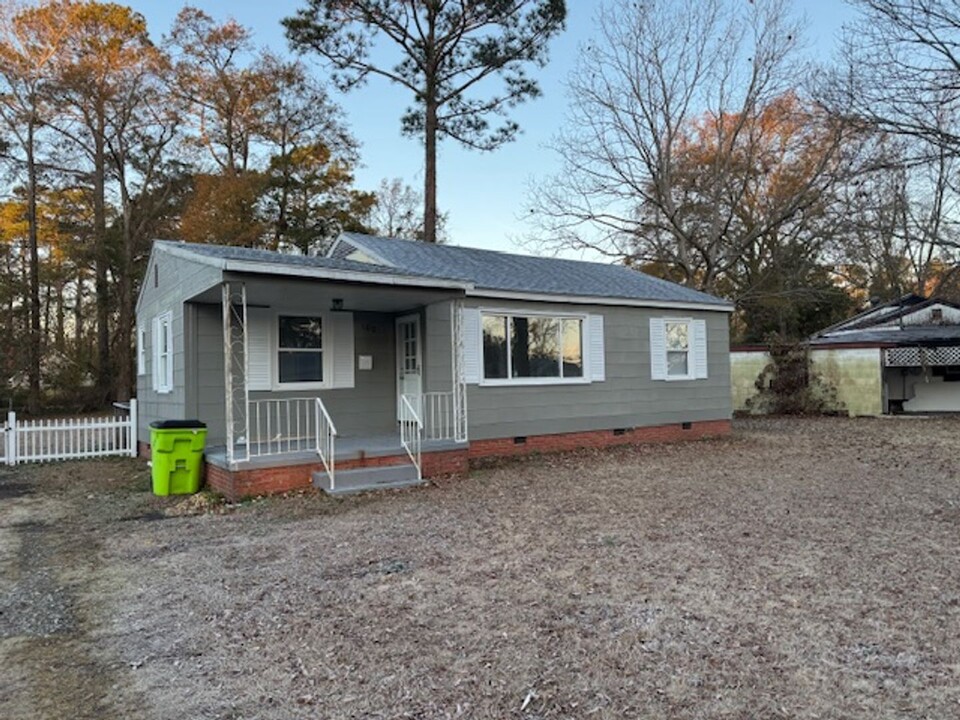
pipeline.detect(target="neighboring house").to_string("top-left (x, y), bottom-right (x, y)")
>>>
top-left (731, 294), bottom-right (960, 415)
top-left (136, 232), bottom-right (734, 499)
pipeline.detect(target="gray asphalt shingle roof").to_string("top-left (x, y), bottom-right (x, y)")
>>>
top-left (165, 241), bottom-right (433, 280)
top-left (339, 232), bottom-right (729, 306)
top-left (158, 235), bottom-right (730, 308)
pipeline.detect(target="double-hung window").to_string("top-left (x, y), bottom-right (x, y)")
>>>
top-left (278, 315), bottom-right (324, 384)
top-left (482, 312), bottom-right (584, 383)
top-left (153, 312), bottom-right (173, 393)
top-left (651, 317), bottom-right (707, 381)
top-left (665, 320), bottom-right (690, 378)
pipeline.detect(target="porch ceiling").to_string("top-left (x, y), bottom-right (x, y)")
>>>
top-left (187, 273), bottom-right (466, 313)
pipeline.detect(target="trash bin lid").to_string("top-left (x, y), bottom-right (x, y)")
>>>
top-left (150, 419), bottom-right (207, 429)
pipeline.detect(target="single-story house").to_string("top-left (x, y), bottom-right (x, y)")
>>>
top-left (732, 294), bottom-right (960, 415)
top-left (136, 233), bottom-right (734, 499)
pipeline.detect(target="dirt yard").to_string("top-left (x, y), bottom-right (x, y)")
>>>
top-left (2, 417), bottom-right (960, 719)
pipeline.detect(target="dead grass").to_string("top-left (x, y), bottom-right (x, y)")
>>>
top-left (4, 417), bottom-right (960, 718)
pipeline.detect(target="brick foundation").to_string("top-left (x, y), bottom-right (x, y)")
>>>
top-left (467, 419), bottom-right (731, 460)
top-left (199, 419), bottom-right (730, 501)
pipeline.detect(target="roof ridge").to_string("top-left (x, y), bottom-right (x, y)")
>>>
top-left (344, 231), bottom-right (702, 277)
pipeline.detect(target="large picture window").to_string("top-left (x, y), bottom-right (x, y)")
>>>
top-left (482, 312), bottom-right (583, 382)
top-left (278, 316), bottom-right (323, 383)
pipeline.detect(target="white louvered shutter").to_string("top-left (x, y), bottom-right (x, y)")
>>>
top-left (650, 318), bottom-right (668, 380)
top-left (588, 314), bottom-right (605, 382)
top-left (163, 316), bottom-right (173, 392)
top-left (461, 307), bottom-right (481, 384)
top-left (692, 319), bottom-right (708, 379)
top-left (330, 312), bottom-right (355, 389)
top-left (246, 308), bottom-right (272, 391)
top-left (151, 316), bottom-right (159, 390)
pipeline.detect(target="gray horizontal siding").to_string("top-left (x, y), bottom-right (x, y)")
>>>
top-left (192, 308), bottom-right (417, 445)
top-left (135, 247), bottom-right (223, 442)
top-left (463, 298), bottom-right (731, 440)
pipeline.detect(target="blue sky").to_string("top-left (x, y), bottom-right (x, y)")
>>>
top-left (132, 0), bottom-right (858, 254)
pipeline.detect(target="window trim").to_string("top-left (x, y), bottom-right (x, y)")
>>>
top-left (153, 311), bottom-right (173, 394)
top-left (271, 311), bottom-right (331, 391)
top-left (478, 308), bottom-right (590, 387)
top-left (663, 318), bottom-right (694, 381)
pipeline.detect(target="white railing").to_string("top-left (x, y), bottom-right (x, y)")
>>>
top-left (399, 394), bottom-right (422, 480)
top-left (4, 400), bottom-right (138, 465)
top-left (315, 397), bottom-right (338, 490)
top-left (247, 397), bottom-right (317, 458)
top-left (421, 391), bottom-right (455, 441)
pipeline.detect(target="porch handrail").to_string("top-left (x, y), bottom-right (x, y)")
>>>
top-left (248, 397), bottom-right (316, 457)
top-left (315, 397), bottom-right (338, 490)
top-left (399, 394), bottom-right (423, 480)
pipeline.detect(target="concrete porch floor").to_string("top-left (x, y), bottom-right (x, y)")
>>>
top-left (205, 433), bottom-right (467, 471)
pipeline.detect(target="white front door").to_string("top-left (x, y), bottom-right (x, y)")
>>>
top-left (396, 314), bottom-right (422, 421)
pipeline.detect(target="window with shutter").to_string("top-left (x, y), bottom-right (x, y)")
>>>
top-left (651, 317), bottom-right (708, 381)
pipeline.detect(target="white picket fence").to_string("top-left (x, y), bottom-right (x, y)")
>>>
top-left (2, 400), bottom-right (138, 466)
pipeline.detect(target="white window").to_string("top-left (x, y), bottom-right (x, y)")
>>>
top-left (650, 317), bottom-right (708, 381)
top-left (137, 325), bottom-right (147, 376)
top-left (153, 312), bottom-right (173, 393)
top-left (480, 312), bottom-right (586, 384)
top-left (277, 315), bottom-right (324, 385)
top-left (665, 320), bottom-right (690, 378)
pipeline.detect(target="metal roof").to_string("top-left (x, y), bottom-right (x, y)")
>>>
top-left (337, 232), bottom-right (731, 307)
top-left (811, 326), bottom-right (960, 347)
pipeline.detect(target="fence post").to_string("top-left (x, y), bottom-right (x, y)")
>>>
top-left (128, 399), bottom-right (138, 458)
top-left (6, 411), bottom-right (16, 466)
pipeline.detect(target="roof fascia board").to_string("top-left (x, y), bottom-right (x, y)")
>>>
top-left (154, 240), bottom-right (228, 270)
top-left (467, 288), bottom-right (734, 313)
top-left (222, 257), bottom-right (472, 290)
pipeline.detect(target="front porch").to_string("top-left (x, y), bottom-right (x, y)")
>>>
top-left (205, 433), bottom-right (469, 499)
top-left (189, 273), bottom-right (469, 497)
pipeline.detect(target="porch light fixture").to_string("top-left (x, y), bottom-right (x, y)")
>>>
top-left (331, 298), bottom-right (344, 312)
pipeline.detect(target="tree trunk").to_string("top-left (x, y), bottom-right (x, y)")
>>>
top-left (26, 118), bottom-right (41, 414)
top-left (423, 8), bottom-right (439, 244)
top-left (115, 182), bottom-right (134, 403)
top-left (93, 112), bottom-right (111, 405)
top-left (424, 98), bottom-right (438, 244)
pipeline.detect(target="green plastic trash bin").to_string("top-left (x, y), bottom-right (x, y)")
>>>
top-left (150, 420), bottom-right (208, 496)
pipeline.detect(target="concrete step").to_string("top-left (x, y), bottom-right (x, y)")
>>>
top-left (313, 463), bottom-right (423, 495)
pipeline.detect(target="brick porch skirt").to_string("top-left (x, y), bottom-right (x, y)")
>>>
top-left (139, 419), bottom-right (731, 501)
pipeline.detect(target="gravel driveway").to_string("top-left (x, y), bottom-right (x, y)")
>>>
top-left (2, 416), bottom-right (960, 719)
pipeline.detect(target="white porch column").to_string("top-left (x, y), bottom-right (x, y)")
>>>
top-left (451, 300), bottom-right (468, 442)
top-left (222, 282), bottom-right (250, 466)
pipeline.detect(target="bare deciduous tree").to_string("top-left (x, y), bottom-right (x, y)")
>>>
top-left (529, 0), bottom-right (857, 298)
top-left (366, 177), bottom-right (448, 242)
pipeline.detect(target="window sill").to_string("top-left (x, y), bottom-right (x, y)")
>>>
top-left (272, 381), bottom-right (330, 391)
top-left (479, 377), bottom-right (591, 387)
